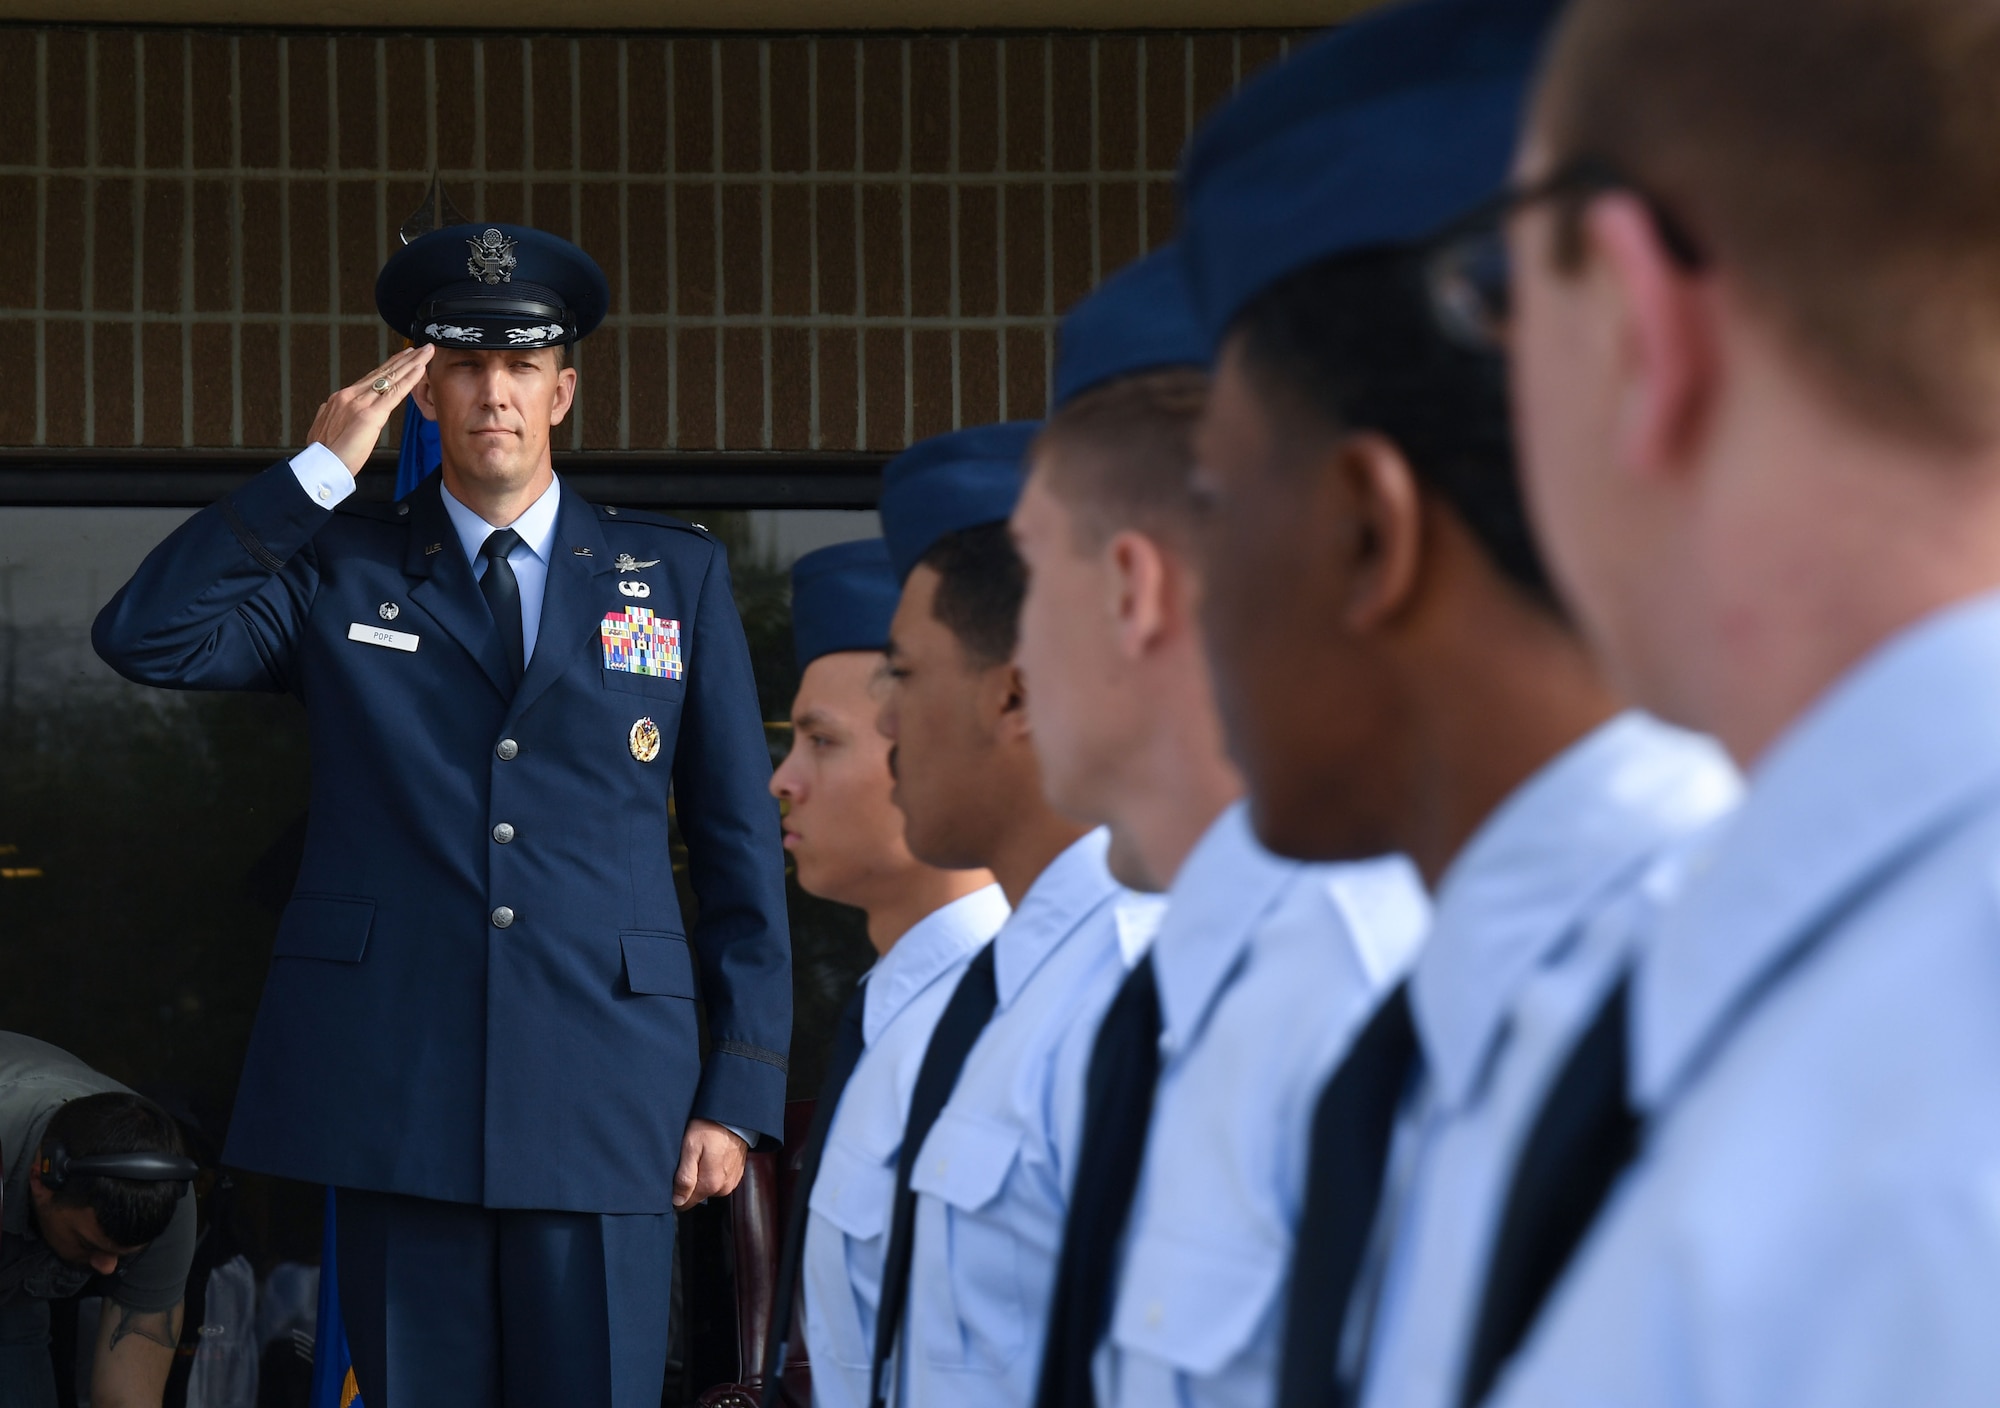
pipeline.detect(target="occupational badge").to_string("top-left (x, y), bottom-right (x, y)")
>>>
top-left (378, 601), bottom-right (400, 621)
top-left (466, 228), bottom-right (518, 285)
top-left (629, 716), bottom-right (662, 763)
top-left (601, 607), bottom-right (684, 679)
top-left (614, 553), bottom-right (661, 572)
top-left (617, 580), bottom-right (651, 599)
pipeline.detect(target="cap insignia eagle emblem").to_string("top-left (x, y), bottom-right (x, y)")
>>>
top-left (467, 228), bottom-right (517, 285)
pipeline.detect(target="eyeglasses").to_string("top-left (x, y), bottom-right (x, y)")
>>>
top-left (1424, 158), bottom-right (1708, 352)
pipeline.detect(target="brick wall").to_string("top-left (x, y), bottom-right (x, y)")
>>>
top-left (0, 27), bottom-right (1307, 455)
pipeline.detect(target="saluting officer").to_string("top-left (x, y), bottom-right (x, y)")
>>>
top-left (93, 223), bottom-right (791, 1408)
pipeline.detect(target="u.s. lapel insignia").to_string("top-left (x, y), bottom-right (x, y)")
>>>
top-left (572, 545), bottom-right (593, 556)
top-left (424, 542), bottom-right (444, 556)
top-left (629, 717), bottom-right (662, 763)
top-left (614, 553), bottom-right (661, 573)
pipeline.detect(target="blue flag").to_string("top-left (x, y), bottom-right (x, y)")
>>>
top-left (395, 395), bottom-right (442, 500)
top-left (309, 1187), bottom-right (363, 1408)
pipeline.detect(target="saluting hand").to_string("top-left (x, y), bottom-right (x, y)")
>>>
top-left (306, 343), bottom-right (435, 475)
top-left (673, 1118), bottom-right (750, 1208)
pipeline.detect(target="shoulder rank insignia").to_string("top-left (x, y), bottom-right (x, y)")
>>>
top-left (614, 553), bottom-right (661, 573)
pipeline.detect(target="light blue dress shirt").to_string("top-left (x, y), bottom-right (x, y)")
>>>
top-left (1094, 802), bottom-right (1430, 1408)
top-left (900, 828), bottom-right (1162, 1407)
top-left (1358, 712), bottom-right (1742, 1408)
top-left (804, 883), bottom-right (1012, 1408)
top-left (288, 443), bottom-right (561, 664)
top-left (1488, 593), bottom-right (2000, 1408)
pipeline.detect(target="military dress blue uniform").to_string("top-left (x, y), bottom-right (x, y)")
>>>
top-left (93, 224), bottom-right (791, 1408)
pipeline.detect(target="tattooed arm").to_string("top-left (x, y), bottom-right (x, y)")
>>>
top-left (91, 1298), bottom-right (182, 1408)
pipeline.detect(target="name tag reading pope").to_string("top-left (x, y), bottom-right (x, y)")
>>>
top-left (349, 622), bottom-right (420, 652)
top-left (601, 607), bottom-right (684, 679)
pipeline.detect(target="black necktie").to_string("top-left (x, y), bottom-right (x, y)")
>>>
top-left (1275, 984), bottom-right (1420, 1408)
top-left (869, 941), bottom-right (1001, 1408)
top-left (1458, 976), bottom-right (1638, 1408)
top-left (759, 985), bottom-right (870, 1408)
top-left (1035, 954), bottom-right (1163, 1408)
top-left (479, 527), bottom-right (525, 684)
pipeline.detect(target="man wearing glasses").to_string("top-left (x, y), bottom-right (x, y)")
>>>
top-left (1434, 0), bottom-right (2000, 1404)
top-left (1167, 3), bottom-right (1743, 1408)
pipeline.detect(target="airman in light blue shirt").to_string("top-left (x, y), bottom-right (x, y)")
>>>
top-left (901, 827), bottom-right (1164, 1407)
top-left (1096, 807), bottom-right (1428, 1408)
top-left (805, 883), bottom-right (1009, 1408)
top-left (766, 537), bottom-right (1011, 1408)
top-left (1483, 0), bottom-right (2000, 1399)
top-left (1356, 713), bottom-right (1739, 1408)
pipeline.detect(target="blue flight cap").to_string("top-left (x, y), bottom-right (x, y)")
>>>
top-left (1052, 245), bottom-right (1209, 409)
top-left (376, 222), bottom-right (611, 351)
top-left (878, 422), bottom-right (1042, 583)
top-left (790, 538), bottom-right (900, 673)
top-left (1180, 0), bottom-right (1564, 346)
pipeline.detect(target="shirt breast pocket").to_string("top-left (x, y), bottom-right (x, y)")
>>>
top-left (808, 1141), bottom-right (899, 1370)
top-left (1109, 1230), bottom-right (1286, 1380)
top-left (907, 1111), bottom-right (1027, 1371)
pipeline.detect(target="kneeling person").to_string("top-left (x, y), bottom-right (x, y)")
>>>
top-left (763, 539), bottom-right (1009, 1408)
top-left (0, 1032), bottom-right (198, 1408)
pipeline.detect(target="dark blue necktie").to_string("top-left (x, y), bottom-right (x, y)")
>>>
top-left (479, 527), bottom-right (525, 684)
top-left (1034, 954), bottom-right (1163, 1408)
top-left (759, 985), bottom-right (870, 1408)
top-left (869, 940), bottom-right (1001, 1408)
top-left (1458, 976), bottom-right (1638, 1407)
top-left (1275, 983), bottom-right (1419, 1408)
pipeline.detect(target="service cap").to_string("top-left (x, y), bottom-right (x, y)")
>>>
top-left (1180, 0), bottom-right (1563, 346)
top-left (1052, 245), bottom-right (1209, 410)
top-left (878, 422), bottom-right (1041, 583)
top-left (790, 538), bottom-right (901, 673)
top-left (376, 222), bottom-right (610, 351)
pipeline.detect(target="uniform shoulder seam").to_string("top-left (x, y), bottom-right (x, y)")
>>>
top-left (591, 504), bottom-right (716, 541)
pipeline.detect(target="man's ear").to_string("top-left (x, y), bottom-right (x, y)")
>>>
top-left (1106, 529), bottom-right (1172, 661)
top-left (550, 364), bottom-right (579, 427)
top-left (989, 658), bottom-right (1033, 742)
top-left (411, 366), bottom-right (437, 420)
top-left (1589, 194), bottom-right (1717, 482)
top-left (1323, 431), bottom-right (1425, 633)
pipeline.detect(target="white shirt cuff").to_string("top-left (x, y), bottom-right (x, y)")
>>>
top-left (722, 1123), bottom-right (757, 1149)
top-left (289, 442), bottom-right (357, 510)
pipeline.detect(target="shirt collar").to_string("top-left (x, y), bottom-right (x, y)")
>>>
top-left (993, 827), bottom-right (1122, 1008)
top-left (1636, 588), bottom-right (2000, 1110)
top-left (861, 884), bottom-right (1012, 1045)
top-left (439, 472), bottom-right (563, 567)
top-left (1412, 711), bottom-right (1742, 1111)
top-left (1152, 802), bottom-right (1303, 1053)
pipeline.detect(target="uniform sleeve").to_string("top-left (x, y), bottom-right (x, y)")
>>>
top-left (105, 1186), bottom-right (195, 1313)
top-left (673, 539), bottom-right (794, 1144)
top-left (91, 457), bottom-right (332, 693)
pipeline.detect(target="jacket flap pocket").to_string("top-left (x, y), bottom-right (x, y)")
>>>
top-left (1110, 1231), bottom-right (1286, 1376)
top-left (622, 931), bottom-right (697, 997)
top-left (273, 895), bottom-right (375, 963)
top-left (808, 1139), bottom-right (897, 1240)
top-left (907, 1110), bottom-right (1022, 1213)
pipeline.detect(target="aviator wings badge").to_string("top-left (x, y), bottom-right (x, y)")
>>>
top-left (614, 553), bottom-right (662, 573)
top-left (466, 228), bottom-right (518, 285)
